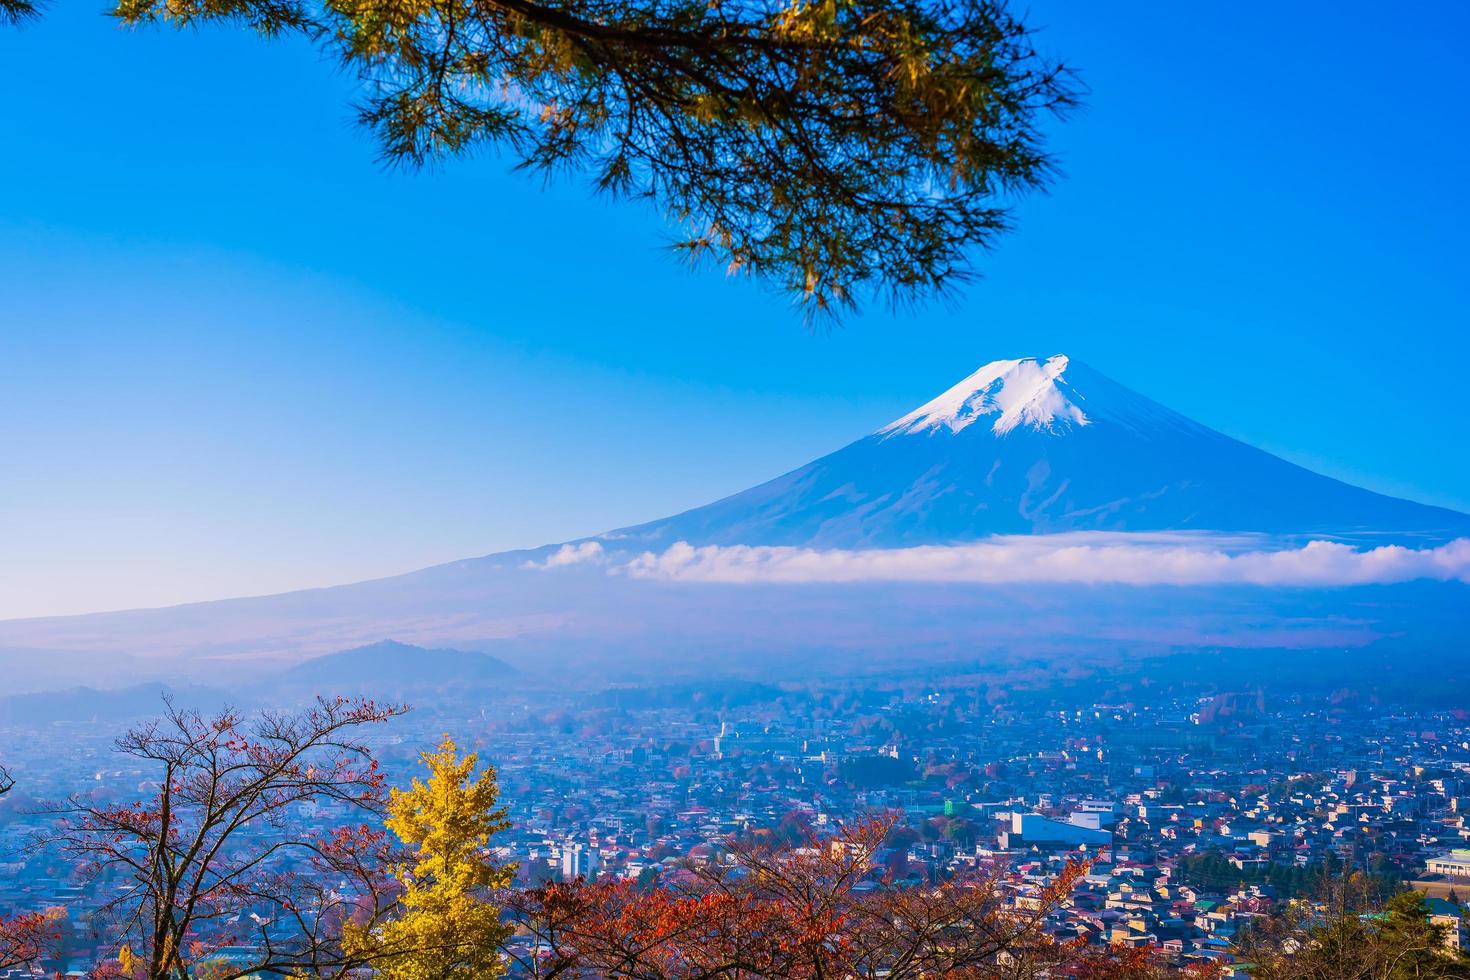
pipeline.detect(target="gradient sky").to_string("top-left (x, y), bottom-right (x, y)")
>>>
top-left (2, 3), bottom-right (1466, 619)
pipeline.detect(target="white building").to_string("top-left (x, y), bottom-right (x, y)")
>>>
top-left (561, 842), bottom-right (600, 880)
top-left (1001, 813), bottom-right (1112, 850)
top-left (1426, 850), bottom-right (1470, 881)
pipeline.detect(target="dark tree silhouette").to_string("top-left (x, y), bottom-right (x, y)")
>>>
top-left (0, 0), bottom-right (35, 24)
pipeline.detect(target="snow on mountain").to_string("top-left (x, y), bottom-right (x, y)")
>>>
top-left (614, 355), bottom-right (1470, 549)
top-left (879, 354), bottom-right (1091, 436)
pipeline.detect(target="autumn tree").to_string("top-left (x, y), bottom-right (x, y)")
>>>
top-left (1061, 945), bottom-right (1225, 979)
top-left (0, 910), bottom-right (55, 973)
top-left (1, 764), bottom-right (56, 974)
top-left (44, 696), bottom-right (409, 980)
top-left (504, 815), bottom-right (1093, 978)
top-left (355, 735), bottom-right (515, 980)
top-left (1, 0), bottom-right (1076, 315)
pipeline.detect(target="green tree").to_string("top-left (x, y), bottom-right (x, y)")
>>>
top-left (366, 735), bottom-right (515, 980)
top-left (2, 0), bottom-right (1076, 315)
top-left (941, 816), bottom-right (978, 849)
top-left (1374, 892), bottom-right (1466, 978)
top-left (1241, 879), bottom-right (1470, 979)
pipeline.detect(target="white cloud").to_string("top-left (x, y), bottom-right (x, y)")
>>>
top-left (524, 541), bottom-right (605, 570)
top-left (619, 534), bottom-right (1470, 588)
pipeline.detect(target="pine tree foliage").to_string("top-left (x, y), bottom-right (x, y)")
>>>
top-left (0, 0), bottom-right (39, 26)
top-left (1241, 883), bottom-right (1470, 979)
top-left (5, 0), bottom-right (1077, 315)
top-left (365, 735), bottom-right (515, 980)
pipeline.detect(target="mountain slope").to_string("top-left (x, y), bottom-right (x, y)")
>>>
top-left (615, 355), bottom-right (1470, 548)
top-left (0, 354), bottom-right (1464, 674)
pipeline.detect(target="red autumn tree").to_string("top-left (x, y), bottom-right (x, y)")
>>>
top-left (1060, 944), bottom-right (1226, 979)
top-left (43, 696), bottom-right (410, 980)
top-left (503, 816), bottom-right (1093, 978)
top-left (0, 764), bottom-right (46, 975)
top-left (0, 910), bottom-right (56, 973)
top-left (1, 765), bottom-right (56, 973)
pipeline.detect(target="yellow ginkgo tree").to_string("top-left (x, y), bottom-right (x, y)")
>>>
top-left (369, 736), bottom-right (515, 980)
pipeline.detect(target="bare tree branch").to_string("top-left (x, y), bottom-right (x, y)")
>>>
top-left (38, 696), bottom-right (411, 980)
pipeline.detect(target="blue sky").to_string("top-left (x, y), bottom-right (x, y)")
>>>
top-left (1, 2), bottom-right (1466, 618)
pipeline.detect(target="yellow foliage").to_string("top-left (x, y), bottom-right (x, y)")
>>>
top-left (359, 736), bottom-right (514, 980)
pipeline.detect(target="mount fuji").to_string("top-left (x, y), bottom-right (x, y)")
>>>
top-left (0, 354), bottom-right (1466, 682)
top-left (614, 354), bottom-right (1469, 549)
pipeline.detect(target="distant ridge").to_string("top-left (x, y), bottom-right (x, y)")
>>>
top-left (282, 640), bottom-right (517, 695)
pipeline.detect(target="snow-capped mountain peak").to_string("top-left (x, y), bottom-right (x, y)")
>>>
top-left (879, 354), bottom-right (1090, 437)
